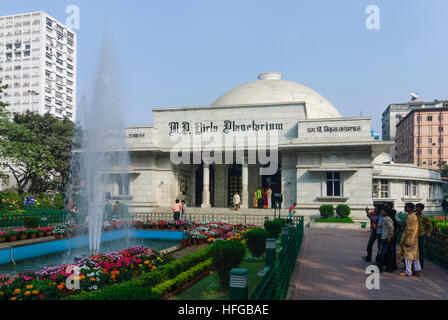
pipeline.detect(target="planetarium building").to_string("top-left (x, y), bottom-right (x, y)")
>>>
top-left (108, 73), bottom-right (444, 217)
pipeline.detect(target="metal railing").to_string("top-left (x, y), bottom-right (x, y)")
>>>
top-left (425, 232), bottom-right (448, 270)
top-left (0, 209), bottom-right (71, 230)
top-left (133, 212), bottom-right (301, 227)
top-left (250, 216), bottom-right (304, 300)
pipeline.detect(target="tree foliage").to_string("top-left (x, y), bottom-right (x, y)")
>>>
top-left (0, 80), bottom-right (75, 194)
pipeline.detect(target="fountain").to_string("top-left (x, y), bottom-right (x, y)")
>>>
top-left (68, 32), bottom-right (130, 255)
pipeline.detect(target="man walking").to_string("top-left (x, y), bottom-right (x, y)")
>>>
top-left (232, 192), bottom-right (241, 211)
top-left (256, 187), bottom-right (263, 209)
top-left (172, 199), bottom-right (181, 221)
top-left (415, 203), bottom-right (433, 269)
top-left (377, 206), bottom-right (395, 272)
top-left (363, 205), bottom-right (380, 262)
top-left (398, 203), bottom-right (421, 277)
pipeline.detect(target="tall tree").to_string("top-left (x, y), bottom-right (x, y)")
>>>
top-left (13, 111), bottom-right (75, 193)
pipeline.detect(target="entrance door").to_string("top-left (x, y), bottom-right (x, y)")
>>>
top-left (195, 165), bottom-right (215, 207)
top-left (228, 165), bottom-right (242, 207)
top-left (261, 164), bottom-right (281, 193)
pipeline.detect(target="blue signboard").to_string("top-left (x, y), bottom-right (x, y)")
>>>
top-left (24, 196), bottom-right (35, 205)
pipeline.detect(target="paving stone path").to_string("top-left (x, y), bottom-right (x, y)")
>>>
top-left (289, 228), bottom-right (448, 300)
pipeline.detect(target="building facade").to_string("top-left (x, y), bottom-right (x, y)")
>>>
top-left (381, 100), bottom-right (448, 160)
top-left (0, 11), bottom-right (77, 121)
top-left (97, 72), bottom-right (444, 217)
top-left (395, 108), bottom-right (448, 169)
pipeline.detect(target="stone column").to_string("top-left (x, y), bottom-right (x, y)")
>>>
top-left (241, 163), bottom-right (249, 208)
top-left (201, 164), bottom-right (211, 208)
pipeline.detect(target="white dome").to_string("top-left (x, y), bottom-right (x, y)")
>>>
top-left (212, 72), bottom-right (341, 119)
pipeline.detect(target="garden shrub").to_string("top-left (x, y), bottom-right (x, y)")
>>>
top-left (24, 216), bottom-right (41, 228)
top-left (336, 204), bottom-right (351, 218)
top-left (53, 194), bottom-right (65, 209)
top-left (319, 205), bottom-right (335, 219)
top-left (210, 240), bottom-right (246, 290)
top-left (264, 219), bottom-right (284, 239)
top-left (246, 227), bottom-right (269, 257)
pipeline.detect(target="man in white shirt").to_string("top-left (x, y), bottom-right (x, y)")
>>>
top-left (233, 192), bottom-right (241, 211)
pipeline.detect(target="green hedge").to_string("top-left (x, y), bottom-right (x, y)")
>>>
top-left (319, 205), bottom-right (335, 219)
top-left (152, 258), bottom-right (213, 297)
top-left (336, 204), bottom-right (351, 218)
top-left (246, 228), bottom-right (269, 257)
top-left (63, 245), bottom-right (213, 300)
top-left (264, 219), bottom-right (285, 239)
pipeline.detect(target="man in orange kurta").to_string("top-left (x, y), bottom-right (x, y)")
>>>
top-left (398, 203), bottom-right (421, 277)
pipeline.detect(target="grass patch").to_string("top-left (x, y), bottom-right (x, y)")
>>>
top-left (314, 217), bottom-right (354, 223)
top-left (174, 248), bottom-right (267, 300)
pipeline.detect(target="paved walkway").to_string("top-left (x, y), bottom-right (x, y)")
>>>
top-left (289, 228), bottom-right (448, 300)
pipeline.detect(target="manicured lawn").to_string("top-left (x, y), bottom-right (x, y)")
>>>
top-left (174, 247), bottom-right (272, 300)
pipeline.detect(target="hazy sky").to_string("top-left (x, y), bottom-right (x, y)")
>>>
top-left (3, 0), bottom-right (448, 133)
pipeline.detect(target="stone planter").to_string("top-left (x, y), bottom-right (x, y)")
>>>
top-left (54, 233), bottom-right (63, 240)
top-left (37, 231), bottom-right (45, 238)
top-left (8, 235), bottom-right (17, 242)
top-left (178, 226), bottom-right (185, 231)
top-left (29, 233), bottom-right (37, 239)
top-left (18, 234), bottom-right (27, 241)
top-left (0, 237), bottom-right (6, 243)
top-left (45, 231), bottom-right (52, 237)
top-left (309, 221), bottom-right (365, 230)
top-left (170, 227), bottom-right (176, 231)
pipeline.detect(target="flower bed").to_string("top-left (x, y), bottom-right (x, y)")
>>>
top-left (0, 227), bottom-right (55, 242)
top-left (0, 246), bottom-right (169, 300)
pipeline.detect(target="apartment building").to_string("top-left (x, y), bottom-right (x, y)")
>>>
top-left (381, 100), bottom-right (448, 160)
top-left (396, 108), bottom-right (448, 169)
top-left (0, 11), bottom-right (77, 122)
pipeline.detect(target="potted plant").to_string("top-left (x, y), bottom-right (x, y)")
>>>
top-left (158, 220), bottom-right (168, 230)
top-left (43, 227), bottom-right (53, 237)
top-left (135, 220), bottom-right (144, 230)
top-left (26, 229), bottom-right (38, 239)
top-left (0, 231), bottom-right (9, 243)
top-left (37, 228), bottom-right (45, 238)
top-left (168, 221), bottom-right (176, 231)
top-left (53, 226), bottom-right (66, 240)
top-left (147, 220), bottom-right (157, 229)
top-left (8, 230), bottom-right (18, 242)
top-left (16, 228), bottom-right (28, 241)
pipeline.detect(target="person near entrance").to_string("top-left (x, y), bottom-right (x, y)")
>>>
top-left (415, 203), bottom-right (433, 269)
top-left (266, 187), bottom-right (272, 209)
top-left (181, 200), bottom-right (188, 221)
top-left (262, 188), bottom-right (268, 208)
top-left (232, 192), bottom-right (241, 211)
top-left (112, 201), bottom-right (121, 220)
top-left (253, 190), bottom-right (258, 208)
top-left (256, 187), bottom-right (263, 209)
top-left (172, 199), bottom-right (181, 221)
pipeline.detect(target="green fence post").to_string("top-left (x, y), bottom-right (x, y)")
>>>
top-left (229, 268), bottom-right (248, 300)
top-left (265, 238), bottom-right (276, 269)
top-left (281, 227), bottom-right (289, 249)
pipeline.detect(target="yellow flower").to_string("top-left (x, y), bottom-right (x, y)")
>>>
top-left (90, 277), bottom-right (96, 282)
top-left (10, 297), bottom-right (17, 300)
top-left (26, 285), bottom-right (33, 290)
top-left (144, 260), bottom-right (150, 265)
top-left (138, 264), bottom-right (143, 267)
top-left (32, 290), bottom-right (39, 295)
top-left (13, 289), bottom-right (21, 294)
top-left (24, 291), bottom-right (31, 296)
top-left (0, 291), bottom-right (4, 295)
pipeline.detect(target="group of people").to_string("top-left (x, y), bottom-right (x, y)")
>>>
top-left (364, 202), bottom-right (433, 277)
top-left (230, 186), bottom-right (275, 211)
top-left (253, 186), bottom-right (273, 209)
top-left (172, 199), bottom-right (188, 221)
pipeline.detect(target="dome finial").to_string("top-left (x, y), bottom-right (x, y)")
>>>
top-left (257, 72), bottom-right (283, 80)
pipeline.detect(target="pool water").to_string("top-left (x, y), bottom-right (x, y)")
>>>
top-left (0, 238), bottom-right (179, 275)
